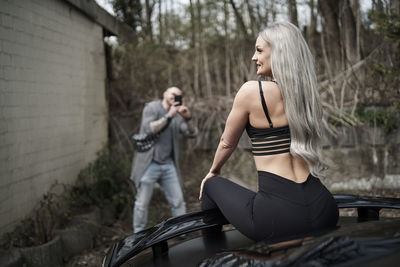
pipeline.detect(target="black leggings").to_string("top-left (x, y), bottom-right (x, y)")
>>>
top-left (200, 171), bottom-right (338, 241)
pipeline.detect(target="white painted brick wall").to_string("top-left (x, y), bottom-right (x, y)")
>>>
top-left (0, 0), bottom-right (108, 234)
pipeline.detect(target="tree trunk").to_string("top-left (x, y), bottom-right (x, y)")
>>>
top-left (194, 0), bottom-right (202, 97)
top-left (270, 0), bottom-right (277, 22)
top-left (341, 0), bottom-right (359, 66)
top-left (214, 56), bottom-right (223, 95)
top-left (158, 0), bottom-right (163, 43)
top-left (390, 0), bottom-right (400, 15)
top-left (189, 0), bottom-right (196, 49)
top-left (372, 0), bottom-right (384, 12)
top-left (202, 47), bottom-right (212, 97)
top-left (229, 0), bottom-right (250, 40)
top-left (306, 0), bottom-right (317, 40)
top-left (287, 0), bottom-right (299, 26)
top-left (318, 0), bottom-right (342, 72)
top-left (305, 0), bottom-right (318, 57)
top-left (164, 0), bottom-right (169, 41)
top-left (189, 0), bottom-right (198, 95)
top-left (351, 0), bottom-right (361, 62)
top-left (194, 52), bottom-right (200, 97)
top-left (255, 1), bottom-right (262, 31)
top-left (224, 0), bottom-right (231, 96)
top-left (144, 0), bottom-right (154, 41)
top-left (245, 0), bottom-right (257, 36)
top-left (309, 0), bottom-right (317, 32)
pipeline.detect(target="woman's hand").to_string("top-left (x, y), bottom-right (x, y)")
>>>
top-left (199, 172), bottom-right (219, 200)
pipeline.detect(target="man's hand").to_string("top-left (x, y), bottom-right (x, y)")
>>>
top-left (178, 105), bottom-right (191, 120)
top-left (167, 102), bottom-right (180, 118)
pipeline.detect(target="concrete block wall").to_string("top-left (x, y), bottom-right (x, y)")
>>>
top-left (0, 0), bottom-right (108, 234)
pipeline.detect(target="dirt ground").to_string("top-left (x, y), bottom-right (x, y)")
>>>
top-left (65, 190), bottom-right (201, 267)
top-left (66, 220), bottom-right (131, 267)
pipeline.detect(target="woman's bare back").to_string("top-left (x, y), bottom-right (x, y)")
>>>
top-left (243, 81), bottom-right (310, 183)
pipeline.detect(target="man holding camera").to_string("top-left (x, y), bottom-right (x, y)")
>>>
top-left (130, 87), bottom-right (197, 233)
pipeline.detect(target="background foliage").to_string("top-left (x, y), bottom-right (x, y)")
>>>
top-left (107, 0), bottom-right (399, 151)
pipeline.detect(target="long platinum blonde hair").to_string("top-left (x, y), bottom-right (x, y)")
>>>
top-left (260, 21), bottom-right (325, 177)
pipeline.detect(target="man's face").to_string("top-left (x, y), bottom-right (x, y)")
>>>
top-left (164, 87), bottom-right (183, 107)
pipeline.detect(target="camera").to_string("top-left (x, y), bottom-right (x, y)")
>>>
top-left (174, 95), bottom-right (182, 106)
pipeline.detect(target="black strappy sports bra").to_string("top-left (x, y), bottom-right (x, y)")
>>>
top-left (245, 81), bottom-right (291, 156)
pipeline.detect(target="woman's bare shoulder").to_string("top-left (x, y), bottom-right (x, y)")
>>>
top-left (238, 80), bottom-right (279, 93)
top-left (237, 81), bottom-right (281, 100)
top-left (261, 80), bottom-right (280, 93)
top-left (261, 81), bottom-right (283, 102)
top-left (236, 81), bottom-right (258, 97)
top-left (230, 81), bottom-right (258, 112)
top-left (232, 81), bottom-right (258, 106)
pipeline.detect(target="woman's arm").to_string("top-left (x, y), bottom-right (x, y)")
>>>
top-left (199, 83), bottom-right (250, 199)
top-left (209, 92), bottom-right (249, 173)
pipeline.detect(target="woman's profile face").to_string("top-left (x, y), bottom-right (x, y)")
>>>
top-left (252, 35), bottom-right (272, 77)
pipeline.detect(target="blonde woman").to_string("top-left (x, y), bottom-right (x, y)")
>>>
top-left (199, 22), bottom-right (338, 241)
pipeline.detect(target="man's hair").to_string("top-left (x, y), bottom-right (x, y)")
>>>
top-left (260, 21), bottom-right (325, 177)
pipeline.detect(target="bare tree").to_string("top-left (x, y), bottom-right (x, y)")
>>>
top-left (319, 0), bottom-right (342, 72)
top-left (390, 0), bottom-right (400, 14)
top-left (158, 0), bottom-right (163, 43)
top-left (229, 0), bottom-right (251, 40)
top-left (189, 0), bottom-right (196, 48)
top-left (224, 0), bottom-right (231, 96)
top-left (245, 0), bottom-right (257, 36)
top-left (144, 0), bottom-right (156, 41)
top-left (306, 0), bottom-right (317, 41)
top-left (340, 0), bottom-right (360, 66)
top-left (287, 0), bottom-right (299, 26)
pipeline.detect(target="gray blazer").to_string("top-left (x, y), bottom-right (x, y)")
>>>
top-left (130, 100), bottom-right (197, 188)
